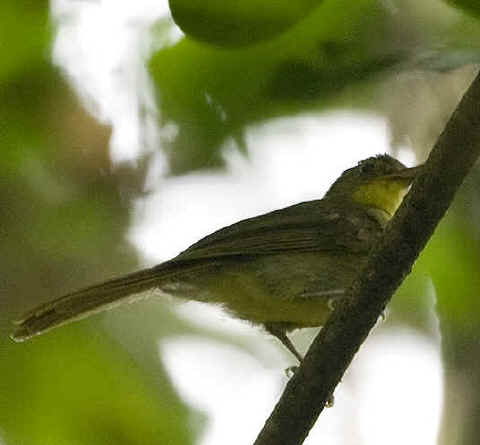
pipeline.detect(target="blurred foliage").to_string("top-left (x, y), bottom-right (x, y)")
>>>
top-left (152, 0), bottom-right (480, 173)
top-left (375, 68), bottom-right (477, 161)
top-left (447, 0), bottom-right (480, 18)
top-left (0, 323), bottom-right (196, 445)
top-left (0, 0), bottom-right (51, 84)
top-left (169, 0), bottom-right (320, 46)
top-left (423, 176), bottom-right (480, 445)
top-left (0, 0), bottom-right (202, 444)
top-left (152, 0), bottom-right (398, 172)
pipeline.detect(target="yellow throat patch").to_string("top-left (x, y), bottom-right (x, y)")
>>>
top-left (352, 178), bottom-right (410, 218)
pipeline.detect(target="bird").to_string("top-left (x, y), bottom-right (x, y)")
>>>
top-left (11, 154), bottom-right (422, 362)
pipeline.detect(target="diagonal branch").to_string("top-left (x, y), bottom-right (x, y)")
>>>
top-left (254, 69), bottom-right (480, 445)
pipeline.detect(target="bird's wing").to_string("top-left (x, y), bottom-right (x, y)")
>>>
top-left (11, 199), bottom-right (381, 342)
top-left (175, 199), bottom-right (382, 261)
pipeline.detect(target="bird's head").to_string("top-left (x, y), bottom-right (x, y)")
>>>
top-left (326, 154), bottom-right (423, 218)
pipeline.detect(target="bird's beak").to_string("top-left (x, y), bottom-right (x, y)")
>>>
top-left (384, 164), bottom-right (424, 183)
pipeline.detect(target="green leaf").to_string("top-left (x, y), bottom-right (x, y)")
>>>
top-left (446, 0), bottom-right (480, 18)
top-left (169, 0), bottom-right (321, 46)
top-left (152, 0), bottom-right (396, 173)
top-left (0, 323), bottom-right (200, 445)
top-left (0, 0), bottom-right (51, 84)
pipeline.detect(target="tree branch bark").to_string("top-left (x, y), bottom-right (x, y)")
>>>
top-left (253, 69), bottom-right (480, 445)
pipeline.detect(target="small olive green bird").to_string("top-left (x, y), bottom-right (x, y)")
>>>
top-left (11, 154), bottom-right (422, 361)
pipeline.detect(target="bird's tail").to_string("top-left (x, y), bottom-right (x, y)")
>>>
top-left (11, 261), bottom-right (184, 342)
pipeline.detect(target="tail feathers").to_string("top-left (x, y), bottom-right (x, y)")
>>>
top-left (11, 263), bottom-right (174, 342)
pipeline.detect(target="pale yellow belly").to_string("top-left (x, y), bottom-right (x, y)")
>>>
top-left (161, 252), bottom-right (366, 328)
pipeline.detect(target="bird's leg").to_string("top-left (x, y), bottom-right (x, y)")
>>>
top-left (265, 323), bottom-right (303, 363)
